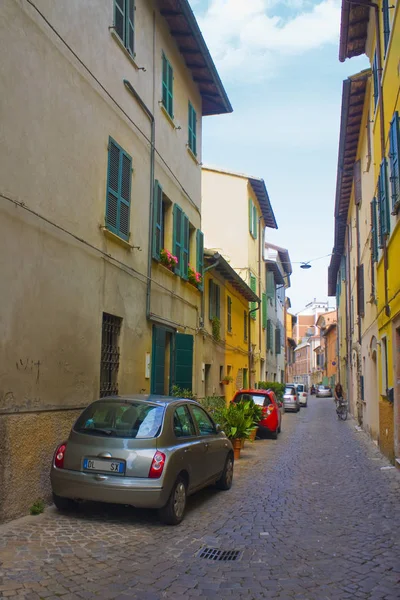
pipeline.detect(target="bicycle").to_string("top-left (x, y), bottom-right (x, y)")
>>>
top-left (336, 399), bottom-right (348, 421)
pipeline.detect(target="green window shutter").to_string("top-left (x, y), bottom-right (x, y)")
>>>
top-left (181, 214), bottom-right (189, 280)
top-left (249, 198), bottom-right (253, 235)
top-left (275, 326), bottom-right (281, 355)
top-left (174, 333), bottom-right (193, 392)
top-left (227, 296), bottom-right (232, 332)
top-left (126, 0), bottom-right (135, 55)
top-left (196, 230), bottom-right (204, 291)
top-left (173, 204), bottom-right (183, 275)
top-left (114, 0), bottom-right (125, 42)
top-left (389, 113), bottom-right (399, 209)
top-left (151, 326), bottom-right (166, 394)
top-left (188, 102), bottom-right (197, 156)
top-left (341, 255), bottom-right (346, 281)
top-left (253, 204), bottom-right (257, 239)
top-left (378, 159), bottom-right (390, 246)
top-left (215, 284), bottom-right (221, 319)
top-left (209, 279), bottom-right (214, 320)
top-left (266, 320), bottom-right (272, 351)
top-left (372, 51), bottom-right (379, 109)
top-left (162, 53), bottom-right (173, 118)
top-left (250, 274), bottom-right (257, 319)
top-left (266, 271), bottom-right (275, 297)
top-left (152, 180), bottom-right (162, 260)
top-left (382, 0), bottom-right (390, 55)
top-left (244, 310), bottom-right (248, 341)
top-left (262, 293), bottom-right (267, 329)
top-left (371, 198), bottom-right (378, 262)
top-left (106, 137), bottom-right (131, 241)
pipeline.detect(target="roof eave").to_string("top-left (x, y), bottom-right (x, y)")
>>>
top-left (204, 250), bottom-right (261, 303)
top-left (248, 177), bottom-right (278, 230)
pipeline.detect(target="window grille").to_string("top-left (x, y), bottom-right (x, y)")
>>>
top-left (100, 313), bottom-right (122, 398)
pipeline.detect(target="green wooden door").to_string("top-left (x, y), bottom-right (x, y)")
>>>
top-left (151, 326), bottom-right (166, 394)
top-left (174, 333), bottom-right (193, 392)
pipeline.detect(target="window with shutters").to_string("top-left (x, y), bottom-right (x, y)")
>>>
top-left (162, 52), bottom-right (174, 119)
top-left (152, 182), bottom-right (173, 261)
top-left (113, 0), bottom-right (135, 56)
top-left (244, 310), bottom-right (248, 341)
top-left (371, 198), bottom-right (378, 263)
top-left (275, 326), bottom-right (281, 355)
top-left (382, 0), bottom-right (390, 56)
top-left (250, 274), bottom-right (257, 319)
top-left (262, 293), bottom-right (267, 329)
top-left (389, 112), bottom-right (399, 211)
top-left (266, 271), bottom-right (275, 299)
top-left (372, 51), bottom-right (379, 110)
top-left (248, 199), bottom-right (258, 239)
top-left (357, 264), bottom-right (365, 318)
top-left (100, 313), bottom-right (122, 398)
top-left (378, 159), bottom-right (390, 247)
top-left (106, 137), bottom-right (132, 241)
top-left (354, 160), bottom-right (362, 205)
top-left (208, 279), bottom-right (220, 320)
top-left (196, 230), bottom-right (204, 291)
top-left (188, 102), bottom-right (197, 156)
top-left (172, 204), bottom-right (189, 279)
top-left (266, 319), bottom-right (273, 351)
top-left (227, 296), bottom-right (232, 333)
top-left (366, 111), bottom-right (372, 171)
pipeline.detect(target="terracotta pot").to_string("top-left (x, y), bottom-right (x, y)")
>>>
top-left (249, 428), bottom-right (257, 442)
top-left (241, 438), bottom-right (245, 449)
top-left (232, 438), bottom-right (242, 460)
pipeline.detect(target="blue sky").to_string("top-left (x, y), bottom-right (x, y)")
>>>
top-left (190, 0), bottom-right (368, 314)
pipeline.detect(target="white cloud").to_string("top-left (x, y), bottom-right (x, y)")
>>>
top-left (193, 0), bottom-right (341, 81)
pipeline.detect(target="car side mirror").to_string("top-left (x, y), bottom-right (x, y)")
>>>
top-left (215, 424), bottom-right (222, 433)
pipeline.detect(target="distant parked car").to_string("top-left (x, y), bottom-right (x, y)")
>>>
top-left (283, 387), bottom-right (300, 412)
top-left (51, 395), bottom-right (234, 525)
top-left (295, 383), bottom-right (308, 407)
top-left (232, 389), bottom-right (282, 439)
top-left (316, 385), bottom-right (332, 398)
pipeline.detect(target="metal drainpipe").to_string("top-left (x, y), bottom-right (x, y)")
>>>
top-left (345, 0), bottom-right (390, 316)
top-left (122, 79), bottom-right (155, 321)
top-left (249, 303), bottom-right (261, 387)
top-left (258, 217), bottom-right (263, 364)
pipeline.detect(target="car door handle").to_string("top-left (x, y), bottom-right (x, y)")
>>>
top-left (204, 442), bottom-right (209, 450)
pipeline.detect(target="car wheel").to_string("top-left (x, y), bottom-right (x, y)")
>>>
top-left (278, 422), bottom-right (281, 433)
top-left (271, 429), bottom-right (278, 440)
top-left (216, 454), bottom-right (234, 490)
top-left (159, 476), bottom-right (187, 525)
top-left (52, 493), bottom-right (77, 511)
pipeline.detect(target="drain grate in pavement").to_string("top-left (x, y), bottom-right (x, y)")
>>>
top-left (198, 547), bottom-right (242, 561)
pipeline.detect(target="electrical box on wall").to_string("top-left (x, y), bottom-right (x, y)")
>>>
top-left (145, 353), bottom-right (151, 379)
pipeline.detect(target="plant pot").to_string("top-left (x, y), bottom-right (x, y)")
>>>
top-left (241, 438), bottom-right (245, 449)
top-left (232, 438), bottom-right (242, 460)
top-left (249, 428), bottom-right (257, 442)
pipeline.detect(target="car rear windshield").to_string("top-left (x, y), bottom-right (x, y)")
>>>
top-left (74, 401), bottom-right (165, 439)
top-left (235, 393), bottom-right (269, 407)
top-left (284, 388), bottom-right (294, 395)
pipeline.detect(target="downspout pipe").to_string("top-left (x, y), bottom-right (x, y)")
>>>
top-left (344, 0), bottom-right (390, 316)
top-left (249, 303), bottom-right (261, 388)
top-left (123, 79), bottom-right (155, 321)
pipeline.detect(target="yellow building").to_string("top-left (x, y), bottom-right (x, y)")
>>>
top-left (201, 250), bottom-right (260, 402)
top-left (0, 0), bottom-right (231, 521)
top-left (330, 1), bottom-right (399, 460)
top-left (202, 167), bottom-right (278, 386)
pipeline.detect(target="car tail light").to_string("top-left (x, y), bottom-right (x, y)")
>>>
top-left (149, 451), bottom-right (166, 479)
top-left (265, 403), bottom-right (275, 415)
top-left (54, 443), bottom-right (67, 469)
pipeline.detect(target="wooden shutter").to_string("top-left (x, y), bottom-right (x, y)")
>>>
top-left (248, 198), bottom-right (253, 235)
top-left (372, 52), bottom-right (379, 109)
top-left (382, 0), bottom-right (390, 55)
top-left (215, 284), bottom-right (221, 319)
top-left (275, 326), bottom-right (281, 355)
top-left (167, 61), bottom-right (173, 118)
top-left (266, 271), bottom-right (275, 297)
top-left (253, 204), bottom-right (257, 238)
top-left (354, 160), bottom-right (362, 205)
top-left (174, 333), bottom-right (193, 392)
top-left (173, 204), bottom-right (183, 275)
top-left (227, 296), bottom-right (232, 332)
top-left (188, 102), bottom-right (197, 156)
top-left (162, 54), bottom-right (173, 118)
top-left (357, 264), bottom-right (365, 317)
top-left (126, 0), bottom-right (135, 55)
top-left (114, 0), bottom-right (125, 42)
top-left (209, 280), bottom-right (214, 320)
top-left (151, 326), bottom-right (166, 394)
top-left (152, 180), bottom-right (162, 260)
top-left (244, 310), bottom-right (248, 340)
top-left (181, 214), bottom-right (189, 280)
top-left (196, 230), bottom-right (204, 291)
top-left (378, 159), bottom-right (390, 246)
top-left (262, 293), bottom-right (267, 329)
top-left (371, 198), bottom-right (378, 262)
top-left (389, 113), bottom-right (399, 210)
top-left (106, 138), bottom-right (131, 241)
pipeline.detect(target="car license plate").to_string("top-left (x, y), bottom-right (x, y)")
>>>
top-left (83, 458), bottom-right (125, 474)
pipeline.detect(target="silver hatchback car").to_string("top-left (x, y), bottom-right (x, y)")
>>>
top-left (51, 395), bottom-right (234, 525)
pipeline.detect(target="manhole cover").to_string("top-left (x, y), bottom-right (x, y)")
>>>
top-left (198, 547), bottom-right (242, 561)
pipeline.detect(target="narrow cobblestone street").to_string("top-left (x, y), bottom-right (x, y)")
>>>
top-left (1, 397), bottom-right (399, 600)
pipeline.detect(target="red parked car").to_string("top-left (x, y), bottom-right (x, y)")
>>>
top-left (232, 389), bottom-right (282, 439)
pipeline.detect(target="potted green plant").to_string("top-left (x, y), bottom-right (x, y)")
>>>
top-left (220, 374), bottom-right (233, 385)
top-left (216, 403), bottom-right (254, 459)
top-left (160, 249), bottom-right (178, 271)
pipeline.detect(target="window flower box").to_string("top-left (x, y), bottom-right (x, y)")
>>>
top-left (160, 249), bottom-right (178, 271)
top-left (188, 264), bottom-right (202, 288)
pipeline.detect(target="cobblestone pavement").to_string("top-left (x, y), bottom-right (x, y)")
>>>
top-left (1, 397), bottom-right (399, 600)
